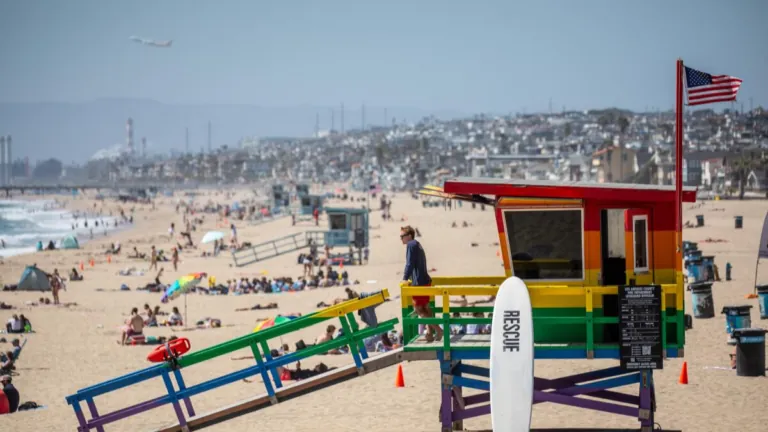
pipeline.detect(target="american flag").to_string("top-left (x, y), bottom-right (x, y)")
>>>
top-left (684, 66), bottom-right (743, 106)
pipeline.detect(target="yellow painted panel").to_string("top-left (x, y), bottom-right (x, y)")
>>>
top-left (316, 288), bottom-right (390, 317)
top-left (497, 197), bottom-right (582, 207)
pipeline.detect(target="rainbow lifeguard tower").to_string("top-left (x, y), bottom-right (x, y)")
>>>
top-left (404, 177), bottom-right (696, 431)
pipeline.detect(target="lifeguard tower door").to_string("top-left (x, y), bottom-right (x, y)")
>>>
top-left (600, 209), bottom-right (628, 286)
top-left (625, 209), bottom-right (653, 286)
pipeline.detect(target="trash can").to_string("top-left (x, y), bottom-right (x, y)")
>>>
top-left (757, 285), bottom-right (768, 319)
top-left (732, 328), bottom-right (766, 377)
top-left (696, 214), bottom-right (704, 227)
top-left (690, 282), bottom-right (715, 318)
top-left (701, 256), bottom-right (715, 282)
top-left (734, 216), bottom-right (743, 229)
top-left (687, 250), bottom-right (703, 260)
top-left (686, 258), bottom-right (703, 283)
top-left (721, 305), bottom-right (752, 334)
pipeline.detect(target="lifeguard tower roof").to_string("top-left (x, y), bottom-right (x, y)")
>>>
top-left (442, 177), bottom-right (698, 203)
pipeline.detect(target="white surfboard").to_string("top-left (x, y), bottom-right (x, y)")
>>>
top-left (490, 276), bottom-right (534, 431)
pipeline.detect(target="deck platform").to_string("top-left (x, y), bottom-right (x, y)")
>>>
top-left (155, 348), bottom-right (412, 431)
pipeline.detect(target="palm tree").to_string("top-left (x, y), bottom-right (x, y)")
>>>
top-left (726, 152), bottom-right (768, 199)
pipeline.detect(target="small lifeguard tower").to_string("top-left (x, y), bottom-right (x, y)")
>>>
top-left (231, 206), bottom-right (369, 267)
top-left (270, 184), bottom-right (290, 213)
top-left (291, 183), bottom-right (325, 225)
top-left (402, 178), bottom-right (696, 431)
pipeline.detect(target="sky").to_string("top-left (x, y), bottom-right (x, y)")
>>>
top-left (0, 0), bottom-right (766, 114)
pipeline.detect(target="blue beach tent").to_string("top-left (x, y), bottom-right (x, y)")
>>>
top-left (17, 266), bottom-right (51, 291)
top-left (61, 235), bottom-right (80, 250)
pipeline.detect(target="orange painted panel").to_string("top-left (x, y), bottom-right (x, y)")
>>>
top-left (584, 230), bottom-right (601, 270)
top-left (653, 230), bottom-right (677, 270)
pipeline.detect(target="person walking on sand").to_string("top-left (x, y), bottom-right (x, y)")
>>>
top-left (400, 225), bottom-right (442, 342)
top-left (50, 271), bottom-right (61, 305)
top-left (171, 247), bottom-right (179, 271)
top-left (149, 246), bottom-right (158, 271)
top-left (230, 224), bottom-right (238, 249)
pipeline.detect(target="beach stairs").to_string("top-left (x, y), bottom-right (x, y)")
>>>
top-left (65, 290), bottom-right (405, 432)
top-left (247, 212), bottom-right (290, 226)
top-left (231, 231), bottom-right (326, 267)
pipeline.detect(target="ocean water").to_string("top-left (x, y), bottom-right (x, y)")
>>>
top-left (0, 200), bottom-right (117, 258)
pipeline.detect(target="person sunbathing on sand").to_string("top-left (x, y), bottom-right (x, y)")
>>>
top-left (129, 247), bottom-right (146, 259)
top-left (234, 303), bottom-right (278, 312)
top-left (277, 361), bottom-right (332, 381)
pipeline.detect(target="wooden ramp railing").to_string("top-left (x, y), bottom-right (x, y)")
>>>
top-left (231, 231), bottom-right (326, 267)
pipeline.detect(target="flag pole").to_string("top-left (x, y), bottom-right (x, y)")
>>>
top-left (675, 59), bottom-right (684, 280)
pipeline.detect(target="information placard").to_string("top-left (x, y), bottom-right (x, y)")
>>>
top-left (618, 284), bottom-right (663, 370)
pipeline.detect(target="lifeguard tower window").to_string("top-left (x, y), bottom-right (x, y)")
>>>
top-left (329, 214), bottom-right (347, 230)
top-left (633, 215), bottom-right (649, 272)
top-left (503, 209), bottom-right (584, 280)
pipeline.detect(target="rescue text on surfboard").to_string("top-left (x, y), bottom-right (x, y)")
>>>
top-left (503, 310), bottom-right (521, 352)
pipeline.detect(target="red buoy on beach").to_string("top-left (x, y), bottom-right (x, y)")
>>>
top-left (147, 338), bottom-right (191, 363)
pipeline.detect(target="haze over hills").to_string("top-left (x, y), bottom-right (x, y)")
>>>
top-left (0, 98), bottom-right (469, 163)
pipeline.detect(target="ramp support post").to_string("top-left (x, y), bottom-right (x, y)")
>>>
top-left (172, 369), bottom-right (196, 417)
top-left (160, 370), bottom-right (188, 430)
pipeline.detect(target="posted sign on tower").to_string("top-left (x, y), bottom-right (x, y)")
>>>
top-left (618, 284), bottom-right (663, 370)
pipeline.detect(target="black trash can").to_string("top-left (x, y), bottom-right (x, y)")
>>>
top-left (732, 328), bottom-right (767, 377)
top-left (689, 282), bottom-right (715, 318)
top-left (735, 216), bottom-right (743, 229)
top-left (696, 214), bottom-right (704, 227)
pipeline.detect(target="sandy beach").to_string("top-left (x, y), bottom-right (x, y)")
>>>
top-left (1, 188), bottom-right (767, 432)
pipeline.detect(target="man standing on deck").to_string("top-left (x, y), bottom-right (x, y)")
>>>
top-left (401, 225), bottom-right (443, 342)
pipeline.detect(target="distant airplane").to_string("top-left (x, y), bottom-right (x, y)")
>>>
top-left (129, 36), bottom-right (173, 48)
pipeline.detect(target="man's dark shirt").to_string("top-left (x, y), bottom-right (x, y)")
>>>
top-left (403, 239), bottom-right (431, 286)
top-left (3, 383), bottom-right (19, 413)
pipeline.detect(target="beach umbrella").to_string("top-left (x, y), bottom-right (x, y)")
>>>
top-left (201, 231), bottom-right (224, 244)
top-left (162, 272), bottom-right (207, 329)
top-left (252, 315), bottom-right (298, 333)
top-left (162, 272), bottom-right (207, 303)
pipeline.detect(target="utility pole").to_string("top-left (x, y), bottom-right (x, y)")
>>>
top-left (315, 112), bottom-right (320, 137)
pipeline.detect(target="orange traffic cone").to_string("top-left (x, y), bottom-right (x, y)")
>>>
top-left (339, 261), bottom-right (344, 270)
top-left (79, 262), bottom-right (84, 271)
top-left (107, 255), bottom-right (112, 264)
top-left (89, 258), bottom-right (95, 267)
top-left (395, 364), bottom-right (405, 388)
top-left (678, 361), bottom-right (688, 384)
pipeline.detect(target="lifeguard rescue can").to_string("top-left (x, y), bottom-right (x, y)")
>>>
top-left (732, 328), bottom-right (767, 377)
top-left (690, 282), bottom-right (715, 319)
top-left (696, 214), bottom-right (704, 227)
top-left (757, 285), bottom-right (768, 320)
top-left (735, 216), bottom-right (743, 229)
top-left (721, 305), bottom-right (752, 334)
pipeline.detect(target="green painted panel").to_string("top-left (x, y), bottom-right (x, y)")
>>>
top-left (402, 305), bottom-right (684, 347)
